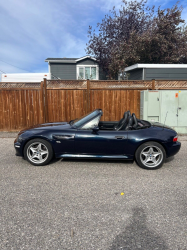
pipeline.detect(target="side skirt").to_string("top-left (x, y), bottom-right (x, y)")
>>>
top-left (56, 154), bottom-right (134, 160)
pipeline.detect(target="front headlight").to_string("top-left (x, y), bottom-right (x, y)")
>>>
top-left (14, 135), bottom-right (19, 143)
top-left (14, 134), bottom-right (23, 143)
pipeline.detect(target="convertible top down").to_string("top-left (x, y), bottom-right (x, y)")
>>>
top-left (14, 109), bottom-right (181, 169)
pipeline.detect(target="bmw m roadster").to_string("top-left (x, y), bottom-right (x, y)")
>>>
top-left (14, 109), bottom-right (181, 169)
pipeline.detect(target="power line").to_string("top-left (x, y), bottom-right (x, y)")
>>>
top-left (0, 59), bottom-right (30, 72)
top-left (51, 73), bottom-right (61, 79)
top-left (0, 69), bottom-right (6, 74)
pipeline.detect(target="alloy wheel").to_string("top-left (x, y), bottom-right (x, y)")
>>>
top-left (27, 142), bottom-right (49, 164)
top-left (140, 145), bottom-right (163, 168)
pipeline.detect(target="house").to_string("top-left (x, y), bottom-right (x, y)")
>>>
top-left (45, 56), bottom-right (107, 80)
top-left (1, 73), bottom-right (51, 82)
top-left (124, 64), bottom-right (187, 80)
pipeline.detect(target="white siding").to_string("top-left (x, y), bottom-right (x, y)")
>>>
top-left (1, 73), bottom-right (51, 82)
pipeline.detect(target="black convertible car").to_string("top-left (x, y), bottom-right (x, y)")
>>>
top-left (14, 109), bottom-right (181, 170)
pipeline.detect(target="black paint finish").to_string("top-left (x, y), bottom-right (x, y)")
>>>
top-left (14, 110), bottom-right (181, 161)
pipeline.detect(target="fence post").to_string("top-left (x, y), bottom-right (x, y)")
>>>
top-left (43, 78), bottom-right (48, 123)
top-left (87, 79), bottom-right (90, 113)
top-left (152, 79), bottom-right (155, 90)
top-left (40, 80), bottom-right (45, 123)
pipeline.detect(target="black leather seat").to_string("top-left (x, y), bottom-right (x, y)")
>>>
top-left (127, 110), bottom-right (131, 117)
top-left (119, 111), bottom-right (131, 130)
top-left (125, 116), bottom-right (134, 130)
top-left (132, 113), bottom-right (138, 129)
top-left (125, 113), bottom-right (139, 130)
top-left (113, 111), bottom-right (128, 131)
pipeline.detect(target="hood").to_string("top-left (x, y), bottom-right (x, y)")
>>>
top-left (18, 122), bottom-right (70, 135)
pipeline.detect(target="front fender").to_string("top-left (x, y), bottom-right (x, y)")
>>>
top-left (15, 131), bottom-right (54, 157)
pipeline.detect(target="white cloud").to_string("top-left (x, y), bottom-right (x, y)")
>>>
top-left (79, 0), bottom-right (123, 12)
top-left (0, 0), bottom-right (97, 76)
top-left (97, 0), bottom-right (123, 12)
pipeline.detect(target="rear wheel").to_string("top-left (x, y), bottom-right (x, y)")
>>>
top-left (135, 141), bottom-right (166, 170)
top-left (24, 139), bottom-right (53, 166)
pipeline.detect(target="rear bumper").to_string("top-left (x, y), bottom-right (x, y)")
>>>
top-left (166, 141), bottom-right (181, 158)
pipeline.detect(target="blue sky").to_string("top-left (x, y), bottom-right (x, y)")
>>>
top-left (0, 0), bottom-right (187, 77)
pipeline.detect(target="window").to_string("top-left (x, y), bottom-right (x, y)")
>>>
top-left (91, 67), bottom-right (96, 79)
top-left (81, 116), bottom-right (101, 130)
top-left (79, 68), bottom-right (84, 79)
top-left (85, 67), bottom-right (90, 79)
top-left (77, 65), bottom-right (98, 80)
top-left (72, 110), bottom-right (100, 128)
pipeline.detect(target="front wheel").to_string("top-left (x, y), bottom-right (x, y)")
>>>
top-left (135, 141), bottom-right (166, 170)
top-left (24, 139), bottom-right (53, 166)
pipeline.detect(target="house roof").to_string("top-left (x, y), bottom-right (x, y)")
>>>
top-left (45, 58), bottom-right (78, 60)
top-left (75, 56), bottom-right (97, 62)
top-left (125, 63), bottom-right (187, 72)
top-left (45, 56), bottom-right (97, 63)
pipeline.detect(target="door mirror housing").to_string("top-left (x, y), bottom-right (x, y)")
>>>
top-left (92, 126), bottom-right (99, 133)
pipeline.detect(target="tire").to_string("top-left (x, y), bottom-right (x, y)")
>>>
top-left (135, 141), bottom-right (166, 170)
top-left (24, 139), bottom-right (53, 166)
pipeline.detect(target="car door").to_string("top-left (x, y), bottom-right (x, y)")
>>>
top-left (75, 130), bottom-right (128, 155)
top-left (74, 115), bottom-right (128, 155)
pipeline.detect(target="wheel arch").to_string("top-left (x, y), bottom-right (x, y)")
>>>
top-left (134, 139), bottom-right (167, 157)
top-left (22, 136), bottom-right (54, 157)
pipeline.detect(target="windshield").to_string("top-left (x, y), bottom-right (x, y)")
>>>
top-left (71, 110), bottom-right (101, 128)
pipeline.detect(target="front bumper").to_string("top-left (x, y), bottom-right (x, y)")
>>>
top-left (14, 142), bottom-right (22, 156)
top-left (166, 141), bottom-right (181, 158)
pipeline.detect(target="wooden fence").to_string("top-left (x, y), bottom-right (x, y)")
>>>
top-left (0, 79), bottom-right (187, 131)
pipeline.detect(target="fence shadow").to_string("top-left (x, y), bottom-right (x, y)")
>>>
top-left (109, 207), bottom-right (168, 250)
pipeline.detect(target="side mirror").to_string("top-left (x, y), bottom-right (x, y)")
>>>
top-left (92, 126), bottom-right (99, 133)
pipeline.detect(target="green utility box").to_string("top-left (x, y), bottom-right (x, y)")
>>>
top-left (140, 90), bottom-right (187, 134)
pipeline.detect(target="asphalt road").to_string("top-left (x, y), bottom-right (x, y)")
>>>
top-left (0, 136), bottom-right (187, 250)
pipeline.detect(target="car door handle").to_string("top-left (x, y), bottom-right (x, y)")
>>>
top-left (53, 135), bottom-right (74, 140)
top-left (115, 136), bottom-right (125, 140)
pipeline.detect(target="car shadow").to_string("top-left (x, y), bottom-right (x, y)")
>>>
top-left (108, 207), bottom-right (168, 250)
top-left (61, 158), bottom-right (134, 164)
top-left (165, 156), bottom-right (174, 163)
top-left (48, 157), bottom-right (63, 165)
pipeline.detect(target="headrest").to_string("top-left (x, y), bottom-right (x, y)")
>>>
top-left (123, 111), bottom-right (131, 118)
top-left (132, 113), bottom-right (138, 127)
top-left (123, 111), bottom-right (128, 119)
top-left (127, 110), bottom-right (131, 117)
